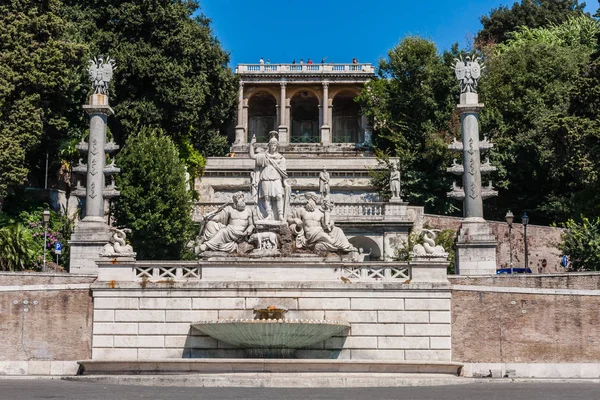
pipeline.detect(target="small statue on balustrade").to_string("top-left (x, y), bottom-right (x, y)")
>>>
top-left (390, 162), bottom-right (401, 199)
top-left (319, 167), bottom-right (330, 199)
top-left (197, 192), bottom-right (254, 253)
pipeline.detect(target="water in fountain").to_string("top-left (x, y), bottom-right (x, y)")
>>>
top-left (192, 306), bottom-right (350, 358)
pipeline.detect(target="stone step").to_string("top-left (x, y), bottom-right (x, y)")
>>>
top-left (78, 359), bottom-right (463, 377)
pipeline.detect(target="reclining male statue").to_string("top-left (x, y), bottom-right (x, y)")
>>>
top-left (198, 192), bottom-right (254, 253)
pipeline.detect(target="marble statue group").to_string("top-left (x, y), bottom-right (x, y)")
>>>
top-left (195, 131), bottom-right (359, 257)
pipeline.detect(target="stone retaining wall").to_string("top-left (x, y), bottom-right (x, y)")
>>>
top-left (451, 280), bottom-right (600, 365)
top-left (90, 281), bottom-right (452, 361)
top-left (0, 273), bottom-right (95, 375)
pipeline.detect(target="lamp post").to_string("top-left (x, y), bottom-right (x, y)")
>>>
top-left (522, 212), bottom-right (529, 271)
top-left (505, 210), bottom-right (514, 273)
top-left (42, 209), bottom-right (50, 272)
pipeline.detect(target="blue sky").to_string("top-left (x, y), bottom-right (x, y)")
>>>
top-left (199, 0), bottom-right (598, 67)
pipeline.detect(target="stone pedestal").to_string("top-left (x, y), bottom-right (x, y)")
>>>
top-left (455, 218), bottom-right (497, 275)
top-left (409, 258), bottom-right (449, 283)
top-left (320, 125), bottom-right (331, 146)
top-left (69, 217), bottom-right (110, 274)
top-left (384, 200), bottom-right (407, 218)
top-left (278, 125), bottom-right (288, 146)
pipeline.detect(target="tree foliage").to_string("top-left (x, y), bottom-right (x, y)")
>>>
top-left (358, 37), bottom-right (460, 214)
top-left (560, 216), bottom-right (600, 271)
top-left (476, 0), bottom-right (586, 46)
top-left (113, 127), bottom-right (192, 260)
top-left (479, 14), bottom-right (598, 224)
top-left (64, 0), bottom-right (238, 156)
top-left (1, 0), bottom-right (236, 215)
top-left (0, 0), bottom-right (87, 213)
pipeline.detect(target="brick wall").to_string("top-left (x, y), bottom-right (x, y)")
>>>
top-left (0, 273), bottom-right (95, 373)
top-left (451, 274), bottom-right (600, 363)
top-left (424, 214), bottom-right (563, 272)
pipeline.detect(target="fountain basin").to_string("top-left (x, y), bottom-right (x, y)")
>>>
top-left (192, 319), bottom-right (350, 357)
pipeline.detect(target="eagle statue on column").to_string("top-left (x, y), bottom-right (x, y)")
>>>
top-left (453, 55), bottom-right (483, 94)
top-left (88, 55), bottom-right (116, 95)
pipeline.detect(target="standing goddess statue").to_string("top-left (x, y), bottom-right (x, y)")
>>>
top-left (249, 132), bottom-right (291, 221)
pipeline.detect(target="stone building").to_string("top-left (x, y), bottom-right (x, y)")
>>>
top-left (196, 62), bottom-right (418, 260)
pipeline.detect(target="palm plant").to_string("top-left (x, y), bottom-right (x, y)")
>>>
top-left (0, 223), bottom-right (36, 271)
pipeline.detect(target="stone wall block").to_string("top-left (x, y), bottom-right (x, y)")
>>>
top-left (378, 336), bottom-right (429, 349)
top-left (298, 298), bottom-right (350, 310)
top-left (138, 322), bottom-right (192, 335)
top-left (93, 323), bottom-right (138, 335)
top-left (115, 310), bottom-right (165, 323)
top-left (139, 298), bottom-right (191, 310)
top-left (92, 335), bottom-right (114, 348)
top-left (138, 349), bottom-right (184, 359)
top-left (288, 310), bottom-right (325, 320)
top-left (404, 324), bottom-right (451, 337)
top-left (350, 298), bottom-right (404, 310)
top-left (377, 311), bottom-right (429, 323)
top-left (165, 310), bottom-right (218, 323)
top-left (405, 349), bottom-right (452, 361)
top-left (91, 348), bottom-right (138, 360)
top-left (93, 310), bottom-right (114, 322)
top-left (245, 297), bottom-right (298, 310)
top-left (430, 336), bottom-right (452, 350)
top-left (351, 349), bottom-right (405, 360)
top-left (350, 323), bottom-right (404, 336)
top-left (324, 310), bottom-right (377, 323)
top-left (113, 335), bottom-right (164, 348)
top-left (429, 311), bottom-right (452, 323)
top-left (324, 336), bottom-right (377, 349)
top-left (192, 297), bottom-right (245, 310)
top-left (404, 298), bottom-right (451, 311)
top-left (165, 335), bottom-right (218, 349)
top-left (95, 297), bottom-right (139, 310)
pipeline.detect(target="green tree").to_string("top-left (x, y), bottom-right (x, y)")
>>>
top-left (358, 37), bottom-right (459, 214)
top-left (476, 0), bottom-right (586, 46)
top-left (560, 216), bottom-right (600, 271)
top-left (0, 0), bottom-right (87, 213)
top-left (479, 15), bottom-right (598, 223)
top-left (113, 127), bottom-right (192, 259)
top-left (64, 0), bottom-right (238, 157)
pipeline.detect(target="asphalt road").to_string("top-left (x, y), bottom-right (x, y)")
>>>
top-left (0, 380), bottom-right (598, 400)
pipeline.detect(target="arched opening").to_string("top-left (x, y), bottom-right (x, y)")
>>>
top-left (248, 92), bottom-right (277, 142)
top-left (348, 236), bottom-right (381, 261)
top-left (291, 91), bottom-right (319, 143)
top-left (332, 91), bottom-right (361, 143)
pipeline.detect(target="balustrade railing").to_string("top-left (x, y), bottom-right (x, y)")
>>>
top-left (330, 202), bottom-right (385, 218)
top-left (193, 201), bottom-right (402, 223)
top-left (236, 63), bottom-right (375, 74)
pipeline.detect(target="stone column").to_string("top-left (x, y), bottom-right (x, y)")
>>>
top-left (234, 82), bottom-right (245, 144)
top-left (278, 82), bottom-right (288, 145)
top-left (320, 82), bottom-right (331, 145)
top-left (70, 93), bottom-right (113, 274)
top-left (83, 98), bottom-right (112, 219)
top-left (454, 92), bottom-right (497, 275)
top-left (242, 97), bottom-right (249, 142)
top-left (458, 94), bottom-right (484, 220)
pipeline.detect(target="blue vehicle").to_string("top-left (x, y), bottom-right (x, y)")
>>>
top-left (496, 267), bottom-right (533, 274)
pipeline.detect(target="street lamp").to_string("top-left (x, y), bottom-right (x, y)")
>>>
top-left (522, 212), bottom-right (529, 271)
top-left (42, 209), bottom-right (50, 272)
top-left (505, 210), bottom-right (514, 273)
